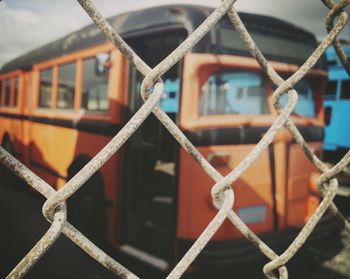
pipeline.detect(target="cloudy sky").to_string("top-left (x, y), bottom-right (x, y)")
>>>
top-left (1, 0), bottom-right (349, 68)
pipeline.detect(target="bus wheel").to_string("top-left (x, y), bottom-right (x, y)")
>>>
top-left (67, 155), bottom-right (107, 248)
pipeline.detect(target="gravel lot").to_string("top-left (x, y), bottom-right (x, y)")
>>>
top-left (0, 169), bottom-right (349, 279)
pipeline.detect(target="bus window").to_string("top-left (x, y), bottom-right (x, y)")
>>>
top-left (81, 57), bottom-right (109, 112)
top-left (13, 77), bottom-right (19, 107)
top-left (39, 68), bottom-right (53, 108)
top-left (324, 80), bottom-right (337, 100)
top-left (340, 80), bottom-right (350, 99)
top-left (200, 71), bottom-right (269, 115)
top-left (5, 79), bottom-right (11, 107)
top-left (275, 78), bottom-right (316, 117)
top-left (57, 62), bottom-right (76, 109)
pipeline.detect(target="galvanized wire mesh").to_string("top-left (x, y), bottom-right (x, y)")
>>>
top-left (2, 0), bottom-right (350, 278)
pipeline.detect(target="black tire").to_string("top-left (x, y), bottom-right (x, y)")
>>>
top-left (67, 155), bottom-right (107, 247)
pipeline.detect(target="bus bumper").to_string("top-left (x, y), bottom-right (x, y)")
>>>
top-left (178, 212), bottom-right (344, 267)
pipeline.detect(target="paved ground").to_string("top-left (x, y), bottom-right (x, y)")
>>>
top-left (0, 167), bottom-right (349, 279)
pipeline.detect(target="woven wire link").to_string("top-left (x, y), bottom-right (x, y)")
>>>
top-left (2, 0), bottom-right (350, 278)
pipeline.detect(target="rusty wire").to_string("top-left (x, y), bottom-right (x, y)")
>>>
top-left (2, 0), bottom-right (350, 278)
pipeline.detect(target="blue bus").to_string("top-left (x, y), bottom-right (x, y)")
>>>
top-left (324, 44), bottom-right (350, 161)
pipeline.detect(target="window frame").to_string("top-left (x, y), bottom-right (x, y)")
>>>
top-left (0, 72), bottom-right (22, 111)
top-left (0, 79), bottom-right (4, 107)
top-left (0, 80), bottom-right (2, 106)
top-left (180, 53), bottom-right (326, 131)
top-left (32, 43), bottom-right (118, 122)
top-left (4, 79), bottom-right (12, 107)
top-left (35, 61), bottom-right (78, 114)
top-left (12, 77), bottom-right (19, 108)
top-left (199, 69), bottom-right (270, 117)
top-left (56, 61), bottom-right (78, 111)
top-left (80, 55), bottom-right (111, 114)
top-left (271, 73), bottom-right (318, 119)
top-left (37, 67), bottom-right (55, 110)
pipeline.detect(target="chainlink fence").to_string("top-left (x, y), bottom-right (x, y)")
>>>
top-left (1, 0), bottom-right (350, 278)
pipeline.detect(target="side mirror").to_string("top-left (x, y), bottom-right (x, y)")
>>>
top-left (95, 52), bottom-right (110, 76)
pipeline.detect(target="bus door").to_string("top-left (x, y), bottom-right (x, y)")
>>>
top-left (120, 31), bottom-right (185, 267)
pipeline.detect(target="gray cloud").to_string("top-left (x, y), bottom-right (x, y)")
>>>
top-left (0, 0), bottom-right (349, 68)
top-left (0, 1), bottom-right (88, 67)
top-left (236, 0), bottom-right (350, 40)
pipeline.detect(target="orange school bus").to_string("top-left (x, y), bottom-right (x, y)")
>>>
top-left (0, 5), bottom-right (342, 269)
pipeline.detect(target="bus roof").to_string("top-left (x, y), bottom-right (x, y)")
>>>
top-left (0, 4), bottom-right (324, 73)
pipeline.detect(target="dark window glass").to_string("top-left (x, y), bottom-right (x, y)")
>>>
top-left (82, 58), bottom-right (109, 111)
top-left (39, 68), bottom-right (53, 108)
top-left (57, 63), bottom-right (76, 109)
top-left (324, 106), bottom-right (332, 126)
top-left (5, 79), bottom-right (11, 107)
top-left (327, 59), bottom-right (337, 66)
top-left (200, 71), bottom-right (269, 115)
top-left (273, 78), bottom-right (316, 117)
top-left (13, 77), bottom-right (19, 107)
top-left (324, 80), bottom-right (337, 99)
top-left (340, 80), bottom-right (350, 99)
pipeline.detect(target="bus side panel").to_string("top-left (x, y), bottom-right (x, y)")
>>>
top-left (177, 145), bottom-right (274, 241)
top-left (28, 121), bottom-right (121, 245)
top-left (0, 116), bottom-right (25, 159)
top-left (0, 73), bottom-right (24, 158)
top-left (286, 143), bottom-right (321, 227)
top-left (0, 114), bottom-right (23, 157)
top-left (28, 122), bottom-right (79, 180)
top-left (72, 131), bottom-right (121, 246)
top-left (22, 72), bottom-right (32, 166)
top-left (273, 141), bottom-right (287, 229)
top-left (0, 115), bottom-right (12, 143)
top-left (26, 45), bottom-right (125, 247)
top-left (12, 75), bottom-right (25, 157)
top-left (9, 118), bottom-right (24, 158)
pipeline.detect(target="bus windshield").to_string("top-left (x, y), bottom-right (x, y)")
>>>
top-left (200, 71), bottom-right (269, 116)
top-left (274, 78), bottom-right (316, 117)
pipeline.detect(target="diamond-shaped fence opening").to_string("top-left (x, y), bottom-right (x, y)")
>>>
top-left (1, 0), bottom-right (350, 278)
